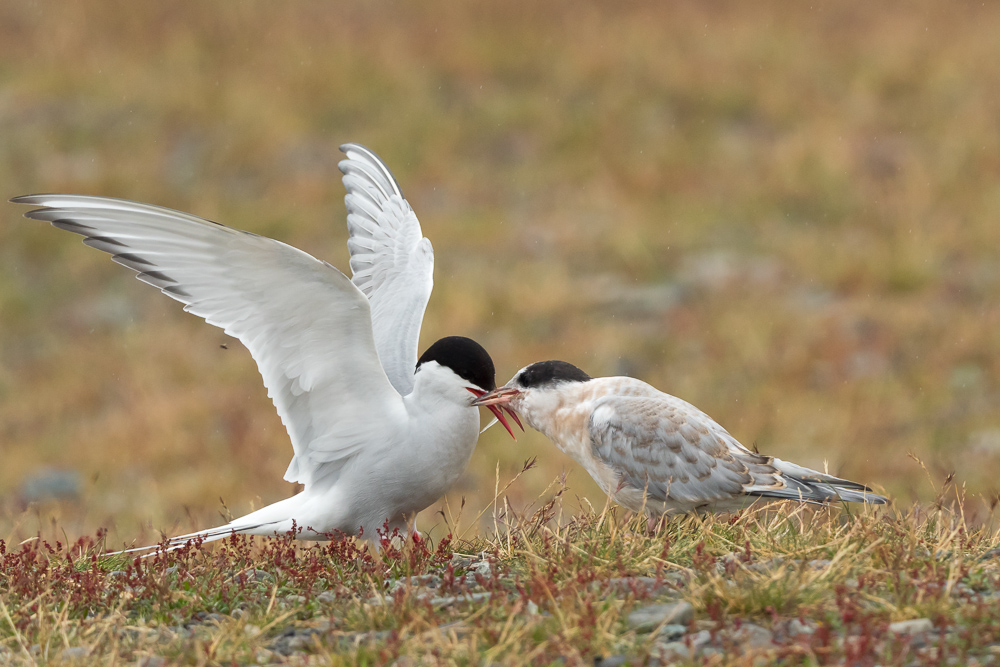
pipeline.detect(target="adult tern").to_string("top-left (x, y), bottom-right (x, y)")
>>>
top-left (12, 143), bottom-right (517, 550)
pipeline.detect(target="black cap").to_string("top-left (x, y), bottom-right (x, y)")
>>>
top-left (514, 360), bottom-right (591, 388)
top-left (417, 336), bottom-right (497, 391)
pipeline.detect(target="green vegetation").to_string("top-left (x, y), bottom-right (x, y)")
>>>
top-left (2, 0), bottom-right (1000, 662)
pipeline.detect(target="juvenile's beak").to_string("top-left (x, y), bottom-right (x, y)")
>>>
top-left (470, 387), bottom-right (524, 434)
top-left (466, 387), bottom-right (520, 439)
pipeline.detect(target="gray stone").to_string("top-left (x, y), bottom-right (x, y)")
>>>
top-left (472, 560), bottom-right (493, 578)
top-left (21, 467), bottom-right (81, 502)
top-left (385, 574), bottom-right (442, 595)
top-left (60, 647), bottom-right (88, 660)
top-left (594, 656), bottom-right (629, 667)
top-left (268, 627), bottom-right (324, 656)
top-left (889, 618), bottom-right (933, 635)
top-left (745, 558), bottom-right (785, 574)
top-left (430, 591), bottom-right (494, 607)
top-left (979, 547), bottom-right (1000, 561)
top-left (787, 619), bottom-right (816, 636)
top-left (234, 568), bottom-right (274, 584)
top-left (653, 630), bottom-right (711, 662)
top-left (597, 576), bottom-right (673, 597)
top-left (137, 657), bottom-right (167, 667)
top-left (730, 622), bottom-right (773, 649)
top-left (627, 601), bottom-right (694, 633)
top-left (657, 624), bottom-right (687, 641)
top-left (316, 591), bottom-right (336, 605)
top-left (450, 554), bottom-right (475, 569)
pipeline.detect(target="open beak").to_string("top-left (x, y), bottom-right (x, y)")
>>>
top-left (466, 387), bottom-right (523, 439)
top-left (469, 387), bottom-right (524, 433)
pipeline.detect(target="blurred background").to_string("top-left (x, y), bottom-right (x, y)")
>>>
top-left (2, 1), bottom-right (999, 545)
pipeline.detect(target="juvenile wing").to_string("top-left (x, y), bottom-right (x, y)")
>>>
top-left (589, 393), bottom-right (885, 507)
top-left (588, 394), bottom-right (775, 507)
top-left (14, 194), bottom-right (402, 489)
top-left (338, 143), bottom-right (433, 396)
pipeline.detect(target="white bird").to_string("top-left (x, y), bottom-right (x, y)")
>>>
top-left (12, 143), bottom-right (517, 551)
top-left (473, 360), bottom-right (886, 517)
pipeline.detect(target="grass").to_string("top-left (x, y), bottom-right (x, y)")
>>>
top-left (2, 0), bottom-right (1000, 661)
top-left (3, 478), bottom-right (1000, 665)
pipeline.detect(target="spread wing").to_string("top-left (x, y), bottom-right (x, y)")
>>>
top-left (588, 395), bottom-right (779, 507)
top-left (338, 143), bottom-right (433, 396)
top-left (13, 194), bottom-right (402, 490)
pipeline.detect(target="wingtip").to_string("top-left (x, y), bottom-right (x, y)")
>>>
top-left (339, 142), bottom-right (371, 157)
top-left (10, 194), bottom-right (45, 205)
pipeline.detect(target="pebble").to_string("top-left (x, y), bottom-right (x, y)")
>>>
top-left (979, 547), bottom-right (1000, 561)
top-left (731, 622), bottom-right (773, 650)
top-left (889, 618), bottom-right (934, 635)
top-left (472, 560), bottom-right (493, 578)
top-left (137, 657), bottom-right (167, 667)
top-left (627, 601), bottom-right (694, 632)
top-left (594, 656), bottom-right (629, 667)
top-left (806, 559), bottom-right (833, 570)
top-left (653, 630), bottom-right (711, 661)
top-left (20, 467), bottom-right (81, 502)
top-left (657, 624), bottom-right (687, 641)
top-left (596, 576), bottom-right (674, 597)
top-left (60, 647), bottom-right (88, 660)
top-left (233, 568), bottom-right (274, 585)
top-left (189, 611), bottom-right (226, 625)
top-left (268, 627), bottom-right (324, 655)
top-left (430, 591), bottom-right (494, 608)
top-left (787, 618), bottom-right (816, 636)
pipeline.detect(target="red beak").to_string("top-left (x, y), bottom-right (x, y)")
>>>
top-left (468, 386), bottom-right (524, 438)
top-left (466, 387), bottom-right (521, 440)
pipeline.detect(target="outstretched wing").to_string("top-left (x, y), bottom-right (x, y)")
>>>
top-left (13, 194), bottom-right (402, 490)
top-left (588, 394), bottom-right (778, 507)
top-left (338, 143), bottom-right (433, 396)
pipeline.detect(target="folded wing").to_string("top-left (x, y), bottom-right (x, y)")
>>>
top-left (338, 143), bottom-right (433, 396)
top-left (589, 394), bottom-right (885, 508)
top-left (13, 194), bottom-right (401, 490)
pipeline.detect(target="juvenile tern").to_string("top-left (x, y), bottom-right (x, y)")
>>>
top-left (12, 143), bottom-right (516, 550)
top-left (473, 361), bottom-right (886, 517)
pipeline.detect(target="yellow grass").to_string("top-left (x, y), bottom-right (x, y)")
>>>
top-left (2, 0), bottom-right (1000, 549)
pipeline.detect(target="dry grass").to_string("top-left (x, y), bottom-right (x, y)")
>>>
top-left (1, 3), bottom-right (1000, 657)
top-left (2, 478), bottom-right (1000, 664)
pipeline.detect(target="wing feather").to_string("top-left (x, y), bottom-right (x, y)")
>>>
top-left (13, 194), bottom-right (402, 489)
top-left (338, 144), bottom-right (433, 396)
top-left (589, 395), bottom-right (768, 508)
top-left (588, 392), bottom-right (886, 510)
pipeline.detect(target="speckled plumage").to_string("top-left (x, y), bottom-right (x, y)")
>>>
top-left (481, 365), bottom-right (886, 516)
